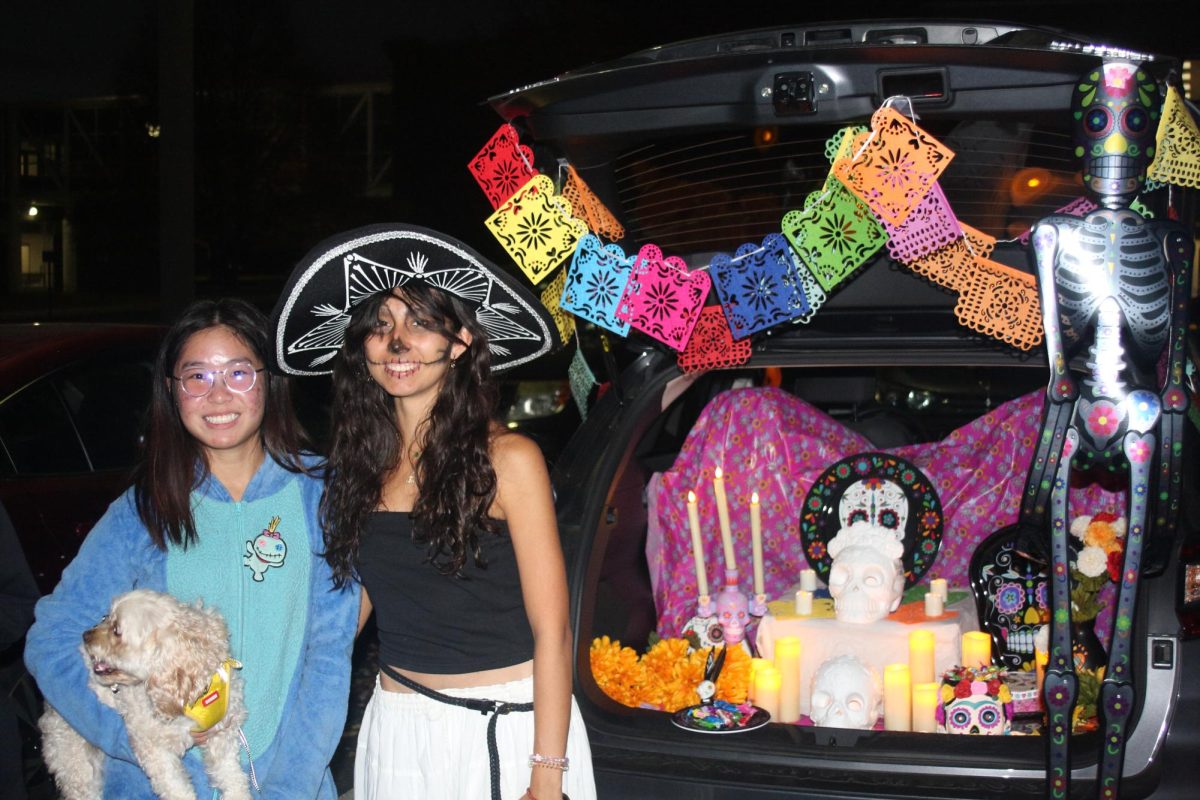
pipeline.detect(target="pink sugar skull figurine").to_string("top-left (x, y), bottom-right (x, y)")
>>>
top-left (936, 665), bottom-right (1013, 735)
top-left (715, 583), bottom-right (750, 645)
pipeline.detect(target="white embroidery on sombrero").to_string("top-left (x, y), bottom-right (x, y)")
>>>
top-left (287, 249), bottom-right (543, 364)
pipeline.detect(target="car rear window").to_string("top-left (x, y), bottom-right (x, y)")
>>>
top-left (612, 121), bottom-right (1077, 256)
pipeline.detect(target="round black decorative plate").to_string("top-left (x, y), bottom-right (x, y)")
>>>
top-left (799, 452), bottom-right (943, 588)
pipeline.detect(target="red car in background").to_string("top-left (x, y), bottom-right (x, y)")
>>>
top-left (0, 323), bottom-right (163, 595)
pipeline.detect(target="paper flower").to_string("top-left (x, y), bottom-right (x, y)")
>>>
top-left (1068, 513), bottom-right (1126, 621)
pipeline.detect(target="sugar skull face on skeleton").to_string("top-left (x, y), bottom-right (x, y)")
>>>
top-left (826, 479), bottom-right (908, 624)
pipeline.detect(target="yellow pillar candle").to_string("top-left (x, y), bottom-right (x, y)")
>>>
top-left (930, 578), bottom-right (948, 602)
top-left (686, 491), bottom-right (709, 598)
top-left (748, 657), bottom-right (772, 703)
top-left (912, 681), bottom-right (939, 733)
top-left (773, 635), bottom-right (802, 723)
top-left (908, 629), bottom-right (935, 685)
top-left (883, 663), bottom-right (912, 731)
top-left (755, 667), bottom-right (782, 719)
top-left (750, 491), bottom-right (764, 596)
top-left (713, 468), bottom-right (735, 568)
top-left (961, 631), bottom-right (992, 669)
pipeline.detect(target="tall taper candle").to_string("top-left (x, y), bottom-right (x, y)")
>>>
top-left (713, 468), bottom-right (735, 567)
top-left (686, 491), bottom-right (709, 597)
top-left (750, 491), bottom-right (764, 597)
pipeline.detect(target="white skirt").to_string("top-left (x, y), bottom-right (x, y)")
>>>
top-left (354, 675), bottom-right (597, 800)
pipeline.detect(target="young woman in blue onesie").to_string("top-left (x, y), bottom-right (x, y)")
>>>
top-left (25, 298), bottom-right (359, 798)
top-left (270, 224), bottom-right (596, 800)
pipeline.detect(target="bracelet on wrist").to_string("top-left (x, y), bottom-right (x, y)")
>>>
top-left (528, 752), bottom-right (570, 771)
top-left (524, 790), bottom-right (571, 800)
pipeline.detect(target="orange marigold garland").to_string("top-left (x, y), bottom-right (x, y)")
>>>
top-left (589, 637), bottom-right (752, 712)
top-left (589, 636), bottom-right (645, 708)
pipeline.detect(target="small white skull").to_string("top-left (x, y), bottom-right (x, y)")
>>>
top-left (809, 655), bottom-right (881, 729)
top-left (827, 524), bottom-right (906, 624)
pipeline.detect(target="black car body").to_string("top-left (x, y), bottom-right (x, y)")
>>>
top-left (488, 20), bottom-right (1200, 798)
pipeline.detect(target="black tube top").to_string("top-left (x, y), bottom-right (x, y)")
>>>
top-left (357, 512), bottom-right (535, 673)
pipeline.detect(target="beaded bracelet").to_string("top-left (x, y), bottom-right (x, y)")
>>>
top-left (528, 753), bottom-right (570, 771)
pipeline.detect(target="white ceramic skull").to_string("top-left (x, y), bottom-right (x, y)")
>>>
top-left (839, 478), bottom-right (908, 532)
top-left (826, 524), bottom-right (906, 623)
top-left (809, 655), bottom-right (881, 729)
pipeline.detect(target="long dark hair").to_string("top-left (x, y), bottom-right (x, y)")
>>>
top-left (132, 298), bottom-right (308, 549)
top-left (322, 282), bottom-right (500, 586)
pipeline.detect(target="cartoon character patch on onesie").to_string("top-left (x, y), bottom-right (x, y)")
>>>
top-left (244, 516), bottom-right (287, 582)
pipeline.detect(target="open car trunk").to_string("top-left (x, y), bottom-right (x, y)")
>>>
top-left (487, 19), bottom-right (1199, 799)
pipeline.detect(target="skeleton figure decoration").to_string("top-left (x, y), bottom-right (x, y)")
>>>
top-left (1028, 60), bottom-right (1193, 800)
top-left (827, 479), bottom-right (908, 623)
top-left (809, 655), bottom-right (882, 729)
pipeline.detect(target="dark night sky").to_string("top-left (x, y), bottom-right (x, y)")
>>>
top-left (3, 1), bottom-right (1195, 104)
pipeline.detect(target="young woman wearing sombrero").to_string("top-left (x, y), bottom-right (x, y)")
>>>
top-left (272, 224), bottom-right (595, 800)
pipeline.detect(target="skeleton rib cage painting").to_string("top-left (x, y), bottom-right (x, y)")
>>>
top-left (1025, 60), bottom-right (1193, 800)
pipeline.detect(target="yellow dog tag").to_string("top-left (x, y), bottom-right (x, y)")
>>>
top-left (183, 658), bottom-right (241, 732)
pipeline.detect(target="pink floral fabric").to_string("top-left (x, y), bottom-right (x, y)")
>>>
top-left (648, 387), bottom-right (1126, 639)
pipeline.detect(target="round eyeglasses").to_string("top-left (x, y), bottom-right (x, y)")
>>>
top-left (172, 365), bottom-right (265, 398)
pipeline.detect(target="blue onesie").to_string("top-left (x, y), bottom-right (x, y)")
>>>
top-left (25, 454), bottom-right (358, 799)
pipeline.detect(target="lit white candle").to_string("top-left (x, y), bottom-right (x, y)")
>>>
top-left (774, 636), bottom-right (802, 724)
top-left (686, 491), bottom-right (709, 598)
top-left (755, 667), bottom-right (782, 719)
top-left (924, 592), bottom-right (944, 618)
top-left (908, 629), bottom-right (935, 685)
top-left (795, 590), bottom-right (813, 615)
top-left (930, 578), bottom-right (948, 602)
top-left (748, 657), bottom-right (772, 703)
top-left (912, 681), bottom-right (939, 733)
top-left (961, 631), bottom-right (992, 669)
top-left (799, 568), bottom-right (818, 592)
top-left (713, 468), bottom-right (735, 567)
top-left (750, 491), bottom-right (764, 596)
top-left (883, 663), bottom-right (912, 731)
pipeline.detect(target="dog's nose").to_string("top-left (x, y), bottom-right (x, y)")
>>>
top-left (82, 628), bottom-right (95, 646)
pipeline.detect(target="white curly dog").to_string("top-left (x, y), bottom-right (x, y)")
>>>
top-left (38, 589), bottom-right (252, 800)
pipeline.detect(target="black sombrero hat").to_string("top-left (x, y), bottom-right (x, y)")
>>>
top-left (271, 224), bottom-right (556, 376)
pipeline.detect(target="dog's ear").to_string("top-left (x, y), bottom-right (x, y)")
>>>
top-left (145, 602), bottom-right (232, 718)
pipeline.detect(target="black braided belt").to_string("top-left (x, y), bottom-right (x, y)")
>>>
top-left (380, 663), bottom-right (533, 800)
